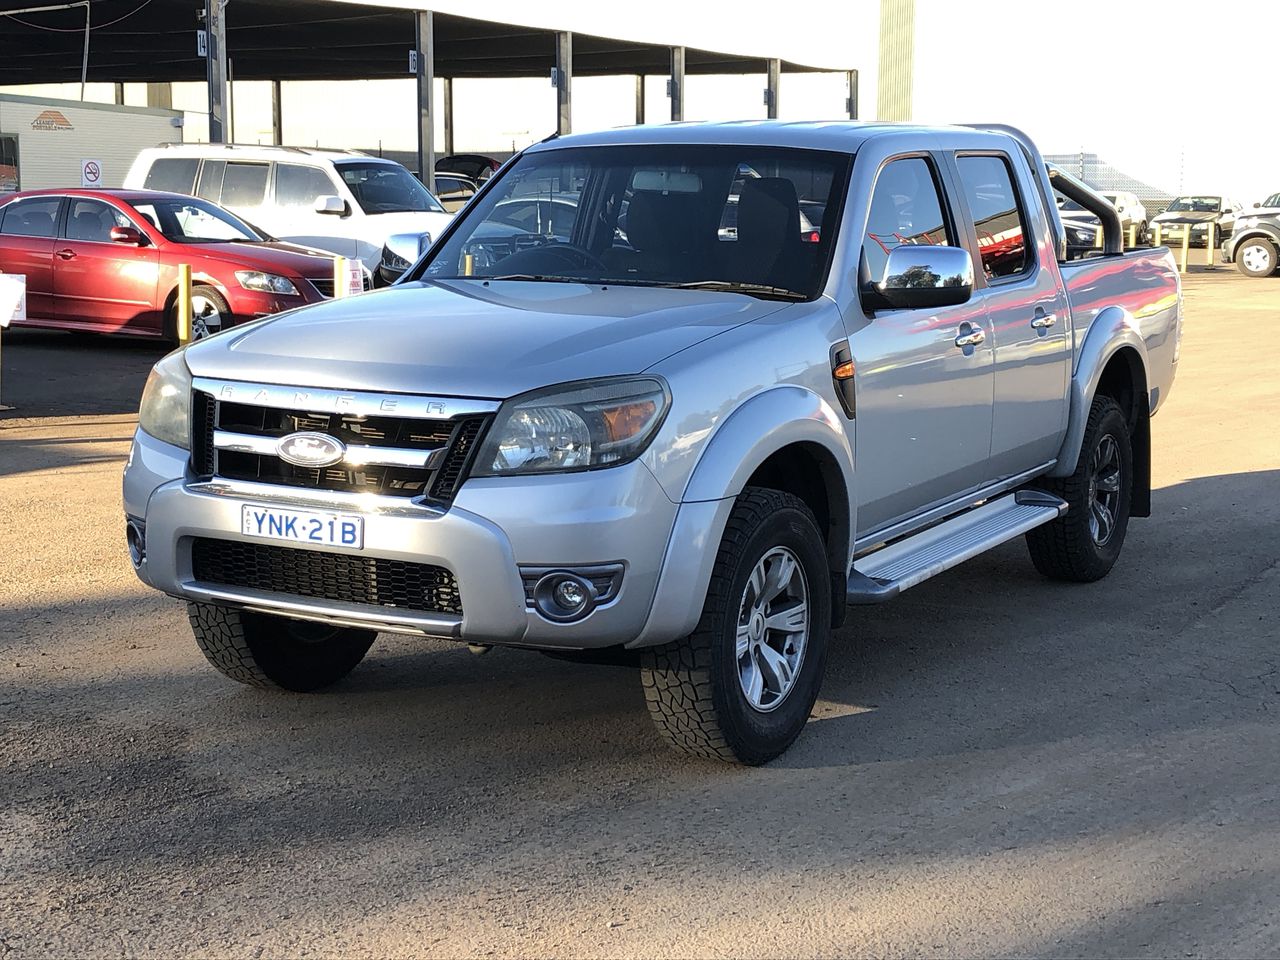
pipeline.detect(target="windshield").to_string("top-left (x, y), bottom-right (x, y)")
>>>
top-left (1056, 195), bottom-right (1087, 213)
top-left (1167, 196), bottom-right (1221, 212)
top-left (417, 144), bottom-right (850, 299)
top-left (1264, 193), bottom-right (1280, 207)
top-left (130, 197), bottom-right (264, 243)
top-left (335, 161), bottom-right (445, 215)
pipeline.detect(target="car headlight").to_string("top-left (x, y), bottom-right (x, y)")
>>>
top-left (138, 351), bottom-right (192, 450)
top-left (473, 377), bottom-right (670, 477)
top-left (235, 271), bottom-right (300, 295)
top-left (381, 246), bottom-right (411, 271)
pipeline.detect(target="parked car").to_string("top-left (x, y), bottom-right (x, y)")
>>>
top-left (435, 154), bottom-right (502, 182)
top-left (1250, 191), bottom-right (1280, 213)
top-left (125, 122), bottom-right (1181, 764)
top-left (125, 145), bottom-right (454, 274)
top-left (1055, 194), bottom-right (1104, 252)
top-left (1150, 194), bottom-right (1242, 246)
top-left (0, 188), bottom-right (343, 340)
top-left (1220, 207), bottom-right (1280, 277)
top-left (433, 172), bottom-right (480, 213)
top-left (1099, 191), bottom-right (1147, 240)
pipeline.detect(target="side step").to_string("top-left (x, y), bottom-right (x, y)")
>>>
top-left (847, 490), bottom-right (1067, 604)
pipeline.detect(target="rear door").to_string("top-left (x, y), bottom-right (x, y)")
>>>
top-left (847, 153), bottom-right (996, 536)
top-left (53, 197), bottom-right (160, 332)
top-left (951, 152), bottom-right (1070, 479)
top-left (0, 195), bottom-right (62, 321)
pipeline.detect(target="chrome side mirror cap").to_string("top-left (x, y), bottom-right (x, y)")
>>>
top-left (871, 244), bottom-right (975, 311)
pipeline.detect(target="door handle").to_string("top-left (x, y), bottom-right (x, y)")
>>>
top-left (954, 326), bottom-right (986, 348)
top-left (1031, 313), bottom-right (1057, 329)
top-left (55, 248), bottom-right (76, 260)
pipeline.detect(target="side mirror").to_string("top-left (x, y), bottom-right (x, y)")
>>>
top-left (869, 245), bottom-right (974, 311)
top-left (314, 195), bottom-right (347, 216)
top-left (1254, 201), bottom-right (1261, 208)
top-left (109, 226), bottom-right (143, 245)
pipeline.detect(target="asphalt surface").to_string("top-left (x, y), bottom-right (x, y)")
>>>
top-left (2, 267), bottom-right (1279, 958)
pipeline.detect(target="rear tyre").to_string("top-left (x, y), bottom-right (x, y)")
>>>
top-left (187, 602), bottom-right (376, 692)
top-left (1025, 395), bottom-right (1133, 582)
top-left (640, 487), bottom-right (831, 765)
top-left (1235, 237), bottom-right (1278, 278)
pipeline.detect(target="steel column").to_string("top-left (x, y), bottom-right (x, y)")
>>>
top-left (443, 76), bottom-right (454, 156)
top-left (846, 69), bottom-right (859, 119)
top-left (204, 0), bottom-right (229, 143)
top-left (765, 59), bottom-right (780, 118)
top-left (635, 74), bottom-right (645, 125)
top-left (270, 79), bottom-right (282, 145)
top-left (415, 10), bottom-right (435, 191)
top-left (554, 31), bottom-right (572, 136)
top-left (113, 82), bottom-right (124, 105)
top-left (669, 46), bottom-right (685, 121)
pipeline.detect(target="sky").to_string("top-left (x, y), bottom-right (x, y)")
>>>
top-left (4, 0), bottom-right (1277, 203)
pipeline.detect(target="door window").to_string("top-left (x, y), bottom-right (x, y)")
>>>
top-left (956, 155), bottom-right (1031, 280)
top-left (0, 134), bottom-right (18, 194)
top-left (196, 160), bottom-right (225, 202)
top-left (219, 162), bottom-right (269, 207)
top-left (143, 157), bottom-right (199, 194)
top-left (0, 197), bottom-right (61, 237)
top-left (275, 163), bottom-right (336, 208)
top-left (861, 157), bottom-right (952, 286)
top-left (65, 199), bottom-right (130, 242)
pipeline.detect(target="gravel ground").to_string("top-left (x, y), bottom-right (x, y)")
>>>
top-left (1, 268), bottom-right (1278, 958)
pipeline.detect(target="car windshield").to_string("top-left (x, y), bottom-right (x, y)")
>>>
top-left (130, 197), bottom-right (264, 243)
top-left (1167, 196), bottom-right (1221, 212)
top-left (417, 144), bottom-right (850, 299)
top-left (336, 161), bottom-right (445, 215)
top-left (1056, 195), bottom-right (1087, 212)
top-left (1264, 193), bottom-right (1280, 207)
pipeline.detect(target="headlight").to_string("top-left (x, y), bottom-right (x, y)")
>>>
top-left (235, 271), bottom-right (300, 296)
top-left (473, 377), bottom-right (670, 477)
top-left (138, 351), bottom-right (192, 450)
top-left (381, 246), bottom-right (411, 271)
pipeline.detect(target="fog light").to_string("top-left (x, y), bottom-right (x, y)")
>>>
top-left (532, 572), bottom-right (596, 623)
top-left (126, 519), bottom-right (146, 567)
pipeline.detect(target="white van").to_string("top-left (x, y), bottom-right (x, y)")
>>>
top-left (124, 144), bottom-right (454, 276)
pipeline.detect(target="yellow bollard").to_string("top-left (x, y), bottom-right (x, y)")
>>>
top-left (1095, 224), bottom-right (1104, 250)
top-left (1179, 224), bottom-right (1190, 274)
top-left (333, 256), bottom-right (347, 299)
top-left (1205, 221), bottom-right (1215, 269)
top-left (1128, 224), bottom-right (1137, 249)
top-left (1153, 223), bottom-right (1162, 248)
top-left (176, 264), bottom-right (192, 344)
top-left (463, 253), bottom-right (474, 277)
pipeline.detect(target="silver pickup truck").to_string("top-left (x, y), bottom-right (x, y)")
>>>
top-left (124, 122), bottom-right (1181, 764)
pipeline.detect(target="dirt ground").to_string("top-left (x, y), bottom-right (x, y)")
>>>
top-left (2, 267), bottom-right (1278, 958)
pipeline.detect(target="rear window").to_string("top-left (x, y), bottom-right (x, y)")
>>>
top-left (0, 197), bottom-right (60, 237)
top-left (956, 154), bottom-right (1032, 280)
top-left (220, 162), bottom-right (269, 207)
top-left (143, 157), bottom-right (199, 194)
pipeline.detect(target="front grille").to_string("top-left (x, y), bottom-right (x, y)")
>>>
top-left (309, 275), bottom-right (372, 298)
top-left (191, 390), bottom-right (490, 503)
top-left (191, 537), bottom-right (462, 615)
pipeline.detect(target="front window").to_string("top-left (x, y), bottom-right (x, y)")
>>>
top-left (129, 197), bottom-right (265, 243)
top-left (1167, 196), bottom-right (1221, 213)
top-left (335, 161), bottom-right (445, 215)
top-left (417, 144), bottom-right (851, 300)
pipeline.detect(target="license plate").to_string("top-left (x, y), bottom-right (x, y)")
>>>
top-left (241, 505), bottom-right (364, 549)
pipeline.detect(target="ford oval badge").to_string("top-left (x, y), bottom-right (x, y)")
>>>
top-left (276, 431), bottom-right (346, 468)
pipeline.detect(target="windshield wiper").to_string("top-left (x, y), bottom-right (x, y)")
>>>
top-left (484, 274), bottom-right (591, 283)
top-left (672, 280), bottom-right (808, 301)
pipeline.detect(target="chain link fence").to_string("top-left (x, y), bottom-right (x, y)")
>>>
top-left (1043, 152), bottom-right (1175, 218)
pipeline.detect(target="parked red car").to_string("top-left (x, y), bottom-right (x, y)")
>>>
top-left (0, 188), bottom-right (347, 340)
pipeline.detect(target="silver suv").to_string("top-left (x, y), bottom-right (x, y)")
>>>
top-left (125, 122), bottom-right (1181, 763)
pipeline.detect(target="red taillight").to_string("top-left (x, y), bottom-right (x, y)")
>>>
top-left (805, 230), bottom-right (820, 243)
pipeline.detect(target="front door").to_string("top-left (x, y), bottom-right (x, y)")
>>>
top-left (952, 153), bottom-right (1070, 479)
top-left (271, 162), bottom-right (354, 257)
top-left (53, 197), bottom-right (159, 332)
top-left (0, 195), bottom-right (62, 321)
top-left (849, 155), bottom-right (996, 537)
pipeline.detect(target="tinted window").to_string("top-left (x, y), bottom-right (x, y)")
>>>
top-left (275, 163), bottom-right (335, 208)
top-left (861, 157), bottom-right (951, 284)
top-left (956, 155), bottom-right (1030, 280)
top-left (336, 161), bottom-right (445, 214)
top-left (0, 197), bottom-right (61, 237)
top-left (143, 157), bottom-right (199, 194)
top-left (65, 199), bottom-right (130, 242)
top-left (220, 162), bottom-right (268, 207)
top-left (196, 160), bottom-right (225, 202)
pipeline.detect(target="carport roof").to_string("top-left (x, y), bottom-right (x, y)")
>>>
top-left (0, 0), bottom-right (854, 85)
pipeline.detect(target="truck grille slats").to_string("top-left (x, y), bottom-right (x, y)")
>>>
top-left (191, 537), bottom-right (462, 614)
top-left (190, 390), bottom-right (489, 503)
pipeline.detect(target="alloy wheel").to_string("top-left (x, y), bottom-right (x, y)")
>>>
top-left (735, 546), bottom-right (809, 713)
top-left (1087, 433), bottom-right (1123, 546)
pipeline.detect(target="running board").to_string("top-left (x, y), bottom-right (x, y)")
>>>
top-left (846, 490), bottom-right (1067, 604)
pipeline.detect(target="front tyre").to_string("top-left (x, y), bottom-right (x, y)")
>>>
top-left (1025, 395), bottom-right (1133, 582)
top-left (187, 603), bottom-right (376, 691)
top-left (640, 488), bottom-right (831, 765)
top-left (1235, 237), bottom-right (1278, 278)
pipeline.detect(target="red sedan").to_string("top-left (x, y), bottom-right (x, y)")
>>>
top-left (0, 188), bottom-right (346, 340)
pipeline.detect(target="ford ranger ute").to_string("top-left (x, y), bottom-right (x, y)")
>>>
top-left (124, 122), bottom-right (1181, 764)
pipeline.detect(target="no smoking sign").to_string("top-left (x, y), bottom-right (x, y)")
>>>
top-left (81, 159), bottom-right (102, 187)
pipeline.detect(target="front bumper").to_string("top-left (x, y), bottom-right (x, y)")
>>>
top-left (124, 429), bottom-right (684, 649)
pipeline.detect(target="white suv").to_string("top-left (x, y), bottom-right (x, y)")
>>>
top-left (125, 145), bottom-right (454, 276)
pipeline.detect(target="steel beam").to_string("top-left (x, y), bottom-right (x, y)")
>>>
top-left (113, 82), bottom-right (124, 105)
top-left (554, 31), bottom-right (572, 136)
top-left (415, 10), bottom-right (435, 190)
top-left (270, 79), bottom-right (282, 145)
top-left (669, 46), bottom-right (685, 122)
top-left (204, 0), bottom-right (229, 143)
top-left (443, 76), bottom-right (454, 156)
top-left (847, 69), bottom-right (859, 119)
top-left (635, 74), bottom-right (645, 125)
